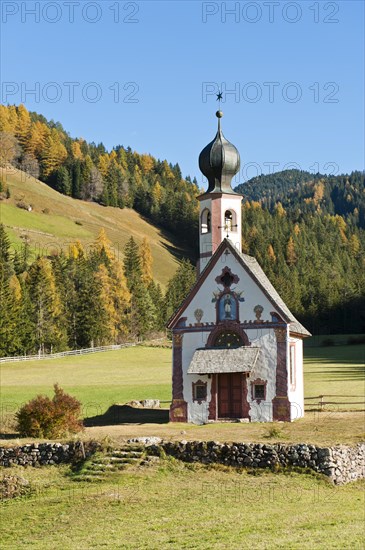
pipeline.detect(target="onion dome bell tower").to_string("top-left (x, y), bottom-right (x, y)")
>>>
top-left (198, 111), bottom-right (243, 272)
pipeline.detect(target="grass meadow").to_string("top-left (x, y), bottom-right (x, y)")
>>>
top-left (1, 343), bottom-right (364, 549)
top-left (1, 459), bottom-right (364, 549)
top-left (1, 343), bottom-right (364, 446)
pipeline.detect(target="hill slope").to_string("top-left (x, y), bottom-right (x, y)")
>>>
top-left (0, 166), bottom-right (190, 289)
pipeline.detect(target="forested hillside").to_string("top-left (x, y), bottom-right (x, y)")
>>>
top-left (236, 169), bottom-right (365, 229)
top-left (1, 104), bottom-right (364, 344)
top-left (235, 170), bottom-right (365, 334)
top-left (0, 104), bottom-right (199, 246)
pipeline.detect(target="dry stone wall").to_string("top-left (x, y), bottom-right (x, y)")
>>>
top-left (154, 441), bottom-right (365, 485)
top-left (0, 441), bottom-right (100, 467)
top-left (1, 440), bottom-right (364, 485)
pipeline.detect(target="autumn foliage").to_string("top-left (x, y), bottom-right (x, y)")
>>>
top-left (16, 384), bottom-right (83, 438)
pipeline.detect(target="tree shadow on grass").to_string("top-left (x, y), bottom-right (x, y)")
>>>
top-left (0, 433), bottom-right (19, 440)
top-left (308, 365), bottom-right (365, 381)
top-left (83, 404), bottom-right (169, 426)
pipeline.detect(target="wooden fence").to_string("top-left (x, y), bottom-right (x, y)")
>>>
top-left (0, 342), bottom-right (141, 364)
top-left (304, 395), bottom-right (365, 410)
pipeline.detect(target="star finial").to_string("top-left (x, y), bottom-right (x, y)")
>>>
top-left (216, 91), bottom-right (223, 102)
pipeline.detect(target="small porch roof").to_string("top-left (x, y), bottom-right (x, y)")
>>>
top-left (187, 347), bottom-right (260, 375)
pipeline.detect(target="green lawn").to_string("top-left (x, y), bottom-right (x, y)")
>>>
top-left (1, 461), bottom-right (364, 549)
top-left (0, 347), bottom-right (172, 426)
top-left (1, 344), bottom-right (364, 446)
top-left (304, 345), bottom-right (365, 410)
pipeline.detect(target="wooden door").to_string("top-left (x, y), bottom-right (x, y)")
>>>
top-left (218, 373), bottom-right (242, 418)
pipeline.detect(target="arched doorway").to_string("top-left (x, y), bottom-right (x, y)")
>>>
top-left (209, 328), bottom-right (249, 419)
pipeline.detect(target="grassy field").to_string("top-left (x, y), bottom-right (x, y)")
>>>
top-left (0, 166), bottom-right (188, 288)
top-left (0, 347), bottom-right (172, 424)
top-left (1, 344), bottom-right (364, 446)
top-left (1, 345), bottom-right (364, 549)
top-left (1, 460), bottom-right (364, 549)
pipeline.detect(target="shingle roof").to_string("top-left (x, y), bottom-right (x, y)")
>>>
top-left (187, 347), bottom-right (261, 374)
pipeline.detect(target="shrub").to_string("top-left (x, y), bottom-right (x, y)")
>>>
top-left (16, 384), bottom-right (83, 438)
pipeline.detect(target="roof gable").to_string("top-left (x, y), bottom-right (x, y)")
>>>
top-left (167, 239), bottom-right (310, 337)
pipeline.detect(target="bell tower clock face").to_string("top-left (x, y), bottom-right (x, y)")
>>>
top-left (214, 331), bottom-right (243, 348)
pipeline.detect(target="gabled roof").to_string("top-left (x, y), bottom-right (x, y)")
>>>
top-left (167, 238), bottom-right (311, 337)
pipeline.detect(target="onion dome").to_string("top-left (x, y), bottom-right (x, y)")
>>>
top-left (199, 111), bottom-right (241, 195)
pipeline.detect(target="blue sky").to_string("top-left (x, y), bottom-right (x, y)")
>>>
top-left (1, 1), bottom-right (364, 184)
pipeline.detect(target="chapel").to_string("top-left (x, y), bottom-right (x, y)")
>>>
top-left (168, 111), bottom-right (310, 424)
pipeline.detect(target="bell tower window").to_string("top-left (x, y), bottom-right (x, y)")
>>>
top-left (224, 210), bottom-right (237, 233)
top-left (201, 209), bottom-right (211, 234)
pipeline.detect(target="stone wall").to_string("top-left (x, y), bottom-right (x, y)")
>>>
top-left (154, 441), bottom-right (365, 485)
top-left (1, 440), bottom-right (364, 485)
top-left (0, 441), bottom-right (100, 467)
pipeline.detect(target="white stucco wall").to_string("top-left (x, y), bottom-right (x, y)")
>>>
top-left (181, 331), bottom-right (211, 424)
top-left (247, 329), bottom-right (277, 422)
top-left (184, 247), bottom-right (279, 327)
top-left (288, 337), bottom-right (304, 420)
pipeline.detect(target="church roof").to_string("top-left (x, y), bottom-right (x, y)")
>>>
top-left (198, 111), bottom-right (241, 196)
top-left (167, 238), bottom-right (311, 337)
top-left (187, 347), bottom-right (260, 374)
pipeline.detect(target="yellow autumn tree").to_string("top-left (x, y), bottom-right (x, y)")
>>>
top-left (71, 141), bottom-right (83, 160)
top-left (294, 223), bottom-right (300, 236)
top-left (98, 154), bottom-right (110, 178)
top-left (313, 181), bottom-right (325, 204)
top-left (267, 244), bottom-right (276, 263)
top-left (9, 274), bottom-right (22, 302)
top-left (15, 104), bottom-right (31, 150)
top-left (348, 234), bottom-right (360, 256)
top-left (41, 129), bottom-right (67, 178)
top-left (68, 240), bottom-right (85, 260)
top-left (140, 237), bottom-right (153, 286)
top-left (275, 202), bottom-right (286, 217)
top-left (26, 121), bottom-right (50, 159)
top-left (151, 180), bottom-right (162, 206)
top-left (286, 236), bottom-right (297, 266)
top-left (93, 228), bottom-right (114, 261)
top-left (140, 154), bottom-right (154, 174)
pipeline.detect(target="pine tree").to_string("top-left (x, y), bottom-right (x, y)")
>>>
top-left (148, 280), bottom-right (164, 330)
top-left (123, 237), bottom-right (141, 292)
top-left (164, 259), bottom-right (196, 322)
top-left (131, 284), bottom-right (157, 338)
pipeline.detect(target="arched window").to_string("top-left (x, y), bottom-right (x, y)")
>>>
top-left (201, 209), bottom-right (211, 234)
top-left (213, 331), bottom-right (243, 348)
top-left (224, 210), bottom-right (237, 233)
top-left (218, 293), bottom-right (238, 321)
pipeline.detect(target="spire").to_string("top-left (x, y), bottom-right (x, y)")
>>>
top-left (198, 111), bottom-right (241, 195)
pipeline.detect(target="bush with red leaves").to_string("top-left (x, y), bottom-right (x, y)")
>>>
top-left (16, 384), bottom-right (83, 438)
